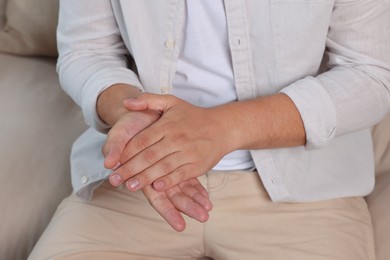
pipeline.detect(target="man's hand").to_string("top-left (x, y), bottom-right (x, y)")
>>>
top-left (103, 107), bottom-right (213, 231)
top-left (98, 85), bottom-right (214, 231)
top-left (108, 94), bottom-right (234, 193)
top-left (103, 109), bottom-right (214, 231)
top-left (143, 178), bottom-right (212, 232)
top-left (102, 110), bottom-right (161, 170)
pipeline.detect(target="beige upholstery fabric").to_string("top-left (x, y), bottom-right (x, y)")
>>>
top-left (367, 173), bottom-right (390, 260)
top-left (0, 0), bottom-right (59, 56)
top-left (0, 0), bottom-right (7, 28)
top-left (0, 53), bottom-right (86, 260)
top-left (368, 112), bottom-right (390, 260)
top-left (372, 112), bottom-right (390, 177)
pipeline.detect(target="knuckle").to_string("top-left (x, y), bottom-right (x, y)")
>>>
top-left (141, 173), bottom-right (152, 186)
top-left (118, 166), bottom-right (134, 180)
top-left (142, 148), bottom-right (157, 164)
top-left (120, 148), bottom-right (133, 163)
top-left (160, 160), bottom-right (173, 173)
top-left (173, 167), bottom-right (184, 177)
top-left (134, 134), bottom-right (150, 150)
top-left (176, 166), bottom-right (190, 177)
top-left (173, 167), bottom-right (186, 178)
top-left (178, 180), bottom-right (192, 190)
top-left (169, 167), bottom-right (188, 184)
top-left (171, 133), bottom-right (186, 147)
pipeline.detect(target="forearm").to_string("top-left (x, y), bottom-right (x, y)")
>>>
top-left (214, 93), bottom-right (306, 152)
top-left (97, 84), bottom-right (143, 127)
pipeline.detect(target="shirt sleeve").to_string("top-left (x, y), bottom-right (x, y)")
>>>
top-left (56, 0), bottom-right (143, 133)
top-left (280, 0), bottom-right (390, 150)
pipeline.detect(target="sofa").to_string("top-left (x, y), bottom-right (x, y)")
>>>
top-left (0, 1), bottom-right (389, 260)
top-left (0, 1), bottom-right (86, 259)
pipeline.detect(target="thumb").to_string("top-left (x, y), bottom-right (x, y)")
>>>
top-left (101, 115), bottom-right (135, 170)
top-left (102, 132), bottom-right (124, 170)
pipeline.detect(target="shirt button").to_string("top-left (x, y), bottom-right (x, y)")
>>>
top-left (81, 176), bottom-right (89, 184)
top-left (161, 86), bottom-right (170, 94)
top-left (165, 39), bottom-right (175, 48)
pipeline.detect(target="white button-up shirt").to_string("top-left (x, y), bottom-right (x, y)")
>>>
top-left (57, 0), bottom-right (390, 202)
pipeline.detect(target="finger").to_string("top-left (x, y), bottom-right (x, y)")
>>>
top-left (125, 151), bottom-right (188, 192)
top-left (118, 120), bottom-right (165, 165)
top-left (142, 185), bottom-right (186, 232)
top-left (165, 185), bottom-right (209, 223)
top-left (188, 178), bottom-right (209, 198)
top-left (103, 127), bottom-right (128, 170)
top-left (111, 136), bottom-right (176, 188)
top-left (178, 180), bottom-right (213, 212)
top-left (153, 164), bottom-right (199, 191)
top-left (108, 128), bottom-right (165, 187)
top-left (123, 93), bottom-right (178, 113)
top-left (104, 111), bottom-right (162, 170)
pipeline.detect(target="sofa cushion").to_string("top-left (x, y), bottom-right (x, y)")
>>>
top-left (0, 0), bottom-right (7, 28)
top-left (0, 0), bottom-right (59, 57)
top-left (372, 112), bottom-right (390, 177)
top-left (367, 172), bottom-right (390, 260)
top-left (0, 53), bottom-right (86, 260)
top-left (368, 112), bottom-right (390, 260)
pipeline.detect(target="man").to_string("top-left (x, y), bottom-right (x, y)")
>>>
top-left (29, 0), bottom-right (389, 259)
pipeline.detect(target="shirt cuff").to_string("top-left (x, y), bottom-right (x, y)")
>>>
top-left (81, 67), bottom-right (143, 133)
top-left (280, 76), bottom-right (337, 150)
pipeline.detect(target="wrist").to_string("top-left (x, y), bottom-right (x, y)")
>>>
top-left (97, 84), bottom-right (143, 127)
top-left (208, 104), bottom-right (244, 154)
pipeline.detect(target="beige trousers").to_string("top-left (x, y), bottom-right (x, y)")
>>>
top-left (29, 171), bottom-right (375, 260)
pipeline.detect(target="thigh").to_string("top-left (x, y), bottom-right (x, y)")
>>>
top-left (28, 182), bottom-right (204, 260)
top-left (205, 171), bottom-right (375, 260)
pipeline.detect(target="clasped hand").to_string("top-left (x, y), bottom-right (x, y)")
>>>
top-left (103, 93), bottom-right (232, 231)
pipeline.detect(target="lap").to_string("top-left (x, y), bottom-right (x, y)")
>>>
top-left (29, 172), bottom-right (375, 260)
top-left (205, 172), bottom-right (375, 260)
top-left (28, 182), bottom-right (205, 260)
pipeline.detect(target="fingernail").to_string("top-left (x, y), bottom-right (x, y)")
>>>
top-left (153, 180), bottom-right (165, 191)
top-left (127, 179), bottom-right (140, 191)
top-left (112, 162), bottom-right (121, 170)
top-left (109, 173), bottom-right (122, 187)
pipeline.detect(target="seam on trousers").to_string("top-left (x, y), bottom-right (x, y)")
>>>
top-left (207, 172), bottom-right (229, 193)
